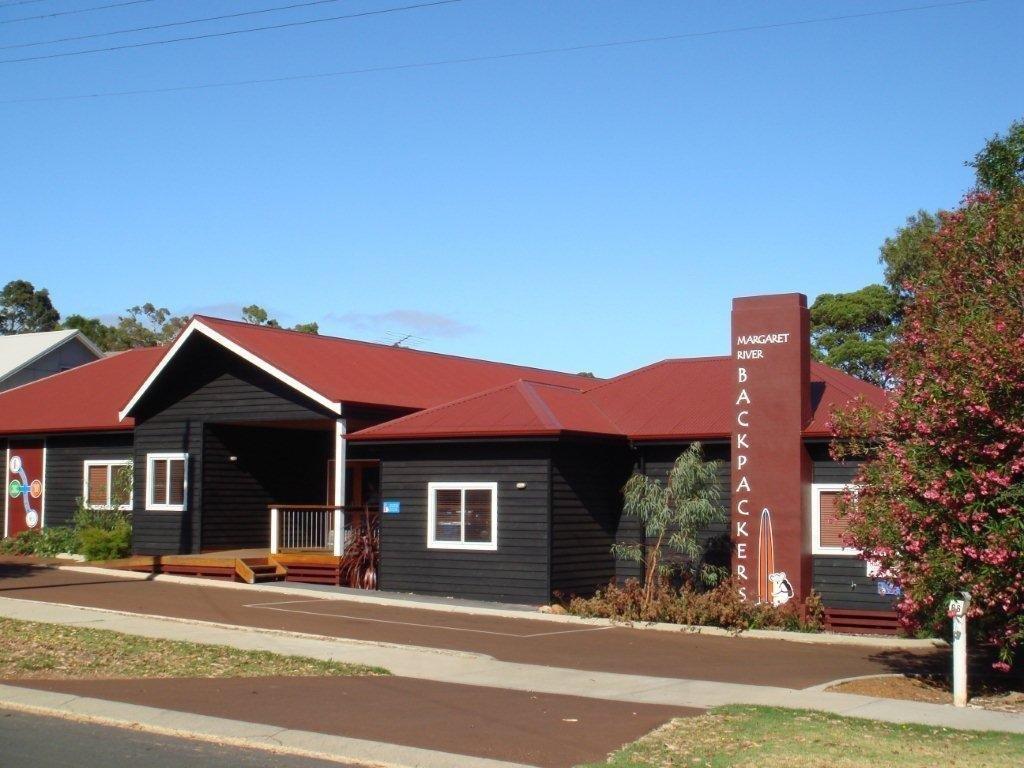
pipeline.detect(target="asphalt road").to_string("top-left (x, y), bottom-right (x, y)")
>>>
top-left (0, 708), bottom-right (356, 768)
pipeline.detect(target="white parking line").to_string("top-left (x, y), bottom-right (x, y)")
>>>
top-left (242, 598), bottom-right (613, 639)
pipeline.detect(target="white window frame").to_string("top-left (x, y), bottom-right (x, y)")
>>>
top-left (82, 460), bottom-right (133, 511)
top-left (427, 481), bottom-right (498, 551)
top-left (146, 453), bottom-right (188, 512)
top-left (811, 482), bottom-right (861, 556)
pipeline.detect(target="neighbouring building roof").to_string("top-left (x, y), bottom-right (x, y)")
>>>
top-left (0, 329), bottom-right (102, 385)
top-left (0, 347), bottom-right (164, 435)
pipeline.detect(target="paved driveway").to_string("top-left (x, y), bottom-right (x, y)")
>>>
top-left (0, 564), bottom-right (947, 689)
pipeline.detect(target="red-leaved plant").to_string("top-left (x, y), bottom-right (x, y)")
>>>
top-left (339, 512), bottom-right (379, 590)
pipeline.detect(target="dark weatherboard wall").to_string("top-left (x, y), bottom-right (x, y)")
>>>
top-left (550, 441), bottom-right (632, 597)
top-left (368, 442), bottom-right (553, 604)
top-left (3, 432), bottom-right (133, 529)
top-left (626, 442), bottom-right (733, 582)
top-left (365, 438), bottom-right (646, 604)
top-left (130, 334), bottom-right (338, 555)
top-left (807, 443), bottom-right (896, 611)
top-left (201, 424), bottom-right (331, 551)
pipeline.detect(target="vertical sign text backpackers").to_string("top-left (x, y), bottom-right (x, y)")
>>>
top-left (730, 294), bottom-right (812, 604)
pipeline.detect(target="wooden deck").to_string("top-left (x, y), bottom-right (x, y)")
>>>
top-left (95, 550), bottom-right (346, 586)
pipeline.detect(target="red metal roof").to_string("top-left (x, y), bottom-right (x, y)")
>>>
top-left (583, 357), bottom-right (734, 440)
top-left (349, 357), bottom-right (888, 442)
top-left (349, 379), bottom-right (622, 441)
top-left (0, 347), bottom-right (164, 435)
top-left (190, 317), bottom-right (596, 410)
top-left (0, 314), bottom-right (887, 442)
top-left (804, 361), bottom-right (889, 436)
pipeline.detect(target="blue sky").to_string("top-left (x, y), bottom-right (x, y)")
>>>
top-left (3, 0), bottom-right (1022, 376)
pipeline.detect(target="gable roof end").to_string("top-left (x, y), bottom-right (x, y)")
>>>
top-left (117, 319), bottom-right (342, 421)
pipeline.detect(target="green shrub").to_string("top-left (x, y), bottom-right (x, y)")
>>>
top-left (73, 503), bottom-right (130, 532)
top-left (78, 523), bottom-right (131, 562)
top-left (0, 526), bottom-right (79, 557)
top-left (565, 578), bottom-right (825, 633)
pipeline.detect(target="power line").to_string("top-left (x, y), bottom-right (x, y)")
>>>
top-left (2, 0), bottom-right (995, 103)
top-left (0, 0), bottom-right (463, 64)
top-left (0, 0), bottom-right (158, 26)
top-left (0, 0), bottom-right (51, 9)
top-left (1, 0), bottom-right (351, 51)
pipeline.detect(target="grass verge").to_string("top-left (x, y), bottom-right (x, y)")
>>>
top-left (588, 705), bottom-right (1024, 767)
top-left (0, 617), bottom-right (387, 679)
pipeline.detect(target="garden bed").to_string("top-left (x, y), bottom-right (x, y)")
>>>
top-left (828, 674), bottom-right (1024, 714)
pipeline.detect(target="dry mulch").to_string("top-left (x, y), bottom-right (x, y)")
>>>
top-left (828, 674), bottom-right (1024, 713)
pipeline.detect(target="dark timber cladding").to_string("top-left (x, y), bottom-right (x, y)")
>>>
top-left (202, 424), bottom-right (330, 551)
top-left (550, 441), bottom-right (632, 597)
top-left (367, 442), bottom-right (552, 604)
top-left (806, 442), bottom-right (895, 611)
top-left (633, 443), bottom-right (732, 578)
top-left (43, 433), bottom-right (134, 528)
top-left (130, 334), bottom-right (337, 555)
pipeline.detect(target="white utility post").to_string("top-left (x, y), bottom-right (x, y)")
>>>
top-left (949, 591), bottom-right (971, 707)
top-left (333, 417), bottom-right (347, 557)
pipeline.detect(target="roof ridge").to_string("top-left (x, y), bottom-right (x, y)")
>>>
top-left (351, 379), bottom-right (527, 435)
top-left (195, 315), bottom-right (597, 382)
top-left (584, 356), bottom-right (730, 394)
top-left (810, 360), bottom-right (875, 399)
top-left (515, 381), bottom-right (563, 430)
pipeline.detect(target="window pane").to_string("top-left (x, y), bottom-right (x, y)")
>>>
top-left (152, 460), bottom-right (168, 505)
top-left (434, 489), bottom-right (462, 542)
top-left (168, 459), bottom-right (186, 506)
top-left (111, 464), bottom-right (132, 508)
top-left (87, 465), bottom-right (109, 506)
top-left (464, 489), bottom-right (493, 543)
top-left (819, 491), bottom-right (847, 548)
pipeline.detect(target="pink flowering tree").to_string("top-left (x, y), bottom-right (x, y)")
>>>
top-left (832, 189), bottom-right (1024, 669)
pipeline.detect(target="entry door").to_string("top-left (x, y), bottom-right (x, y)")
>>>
top-left (326, 460), bottom-right (381, 508)
top-left (5, 441), bottom-right (45, 538)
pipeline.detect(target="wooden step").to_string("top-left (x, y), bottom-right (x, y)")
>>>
top-left (825, 608), bottom-right (901, 635)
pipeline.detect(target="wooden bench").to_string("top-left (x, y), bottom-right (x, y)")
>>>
top-left (825, 608), bottom-right (901, 635)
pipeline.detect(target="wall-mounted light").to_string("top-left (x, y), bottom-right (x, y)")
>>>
top-left (229, 456), bottom-right (238, 463)
top-left (515, 482), bottom-right (527, 489)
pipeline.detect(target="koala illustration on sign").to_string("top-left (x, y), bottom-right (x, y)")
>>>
top-left (768, 572), bottom-right (794, 606)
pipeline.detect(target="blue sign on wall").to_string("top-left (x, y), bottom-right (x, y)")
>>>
top-left (382, 500), bottom-right (401, 514)
top-left (877, 580), bottom-right (902, 597)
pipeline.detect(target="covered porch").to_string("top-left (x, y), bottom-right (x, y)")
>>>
top-left (183, 418), bottom-right (382, 587)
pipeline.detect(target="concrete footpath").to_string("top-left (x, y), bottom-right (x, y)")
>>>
top-left (1, 596), bottom-right (1020, 735)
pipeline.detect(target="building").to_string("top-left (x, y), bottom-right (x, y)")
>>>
top-left (0, 294), bottom-right (893, 616)
top-left (0, 329), bottom-right (102, 392)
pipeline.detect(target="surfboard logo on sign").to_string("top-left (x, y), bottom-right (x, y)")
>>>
top-left (757, 507), bottom-right (774, 602)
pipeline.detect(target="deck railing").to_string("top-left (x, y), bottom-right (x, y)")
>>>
top-left (269, 504), bottom-right (378, 556)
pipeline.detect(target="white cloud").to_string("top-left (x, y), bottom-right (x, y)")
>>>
top-left (329, 309), bottom-right (477, 339)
